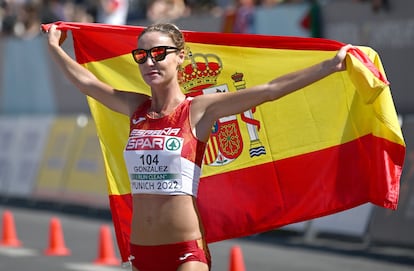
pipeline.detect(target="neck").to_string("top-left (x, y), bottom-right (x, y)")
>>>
top-left (149, 86), bottom-right (185, 117)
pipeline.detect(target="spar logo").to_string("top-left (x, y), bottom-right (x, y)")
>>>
top-left (125, 136), bottom-right (164, 150)
top-left (166, 137), bottom-right (181, 151)
top-left (179, 49), bottom-right (267, 166)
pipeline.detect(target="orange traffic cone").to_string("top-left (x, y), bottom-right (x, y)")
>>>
top-left (44, 217), bottom-right (71, 256)
top-left (229, 245), bottom-right (246, 271)
top-left (93, 225), bottom-right (120, 265)
top-left (0, 210), bottom-right (22, 247)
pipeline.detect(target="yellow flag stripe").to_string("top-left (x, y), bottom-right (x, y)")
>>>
top-left (85, 43), bottom-right (404, 193)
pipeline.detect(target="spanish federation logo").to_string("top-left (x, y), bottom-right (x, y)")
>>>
top-left (179, 48), bottom-right (266, 166)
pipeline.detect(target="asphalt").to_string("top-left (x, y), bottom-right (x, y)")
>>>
top-left (0, 202), bottom-right (413, 271)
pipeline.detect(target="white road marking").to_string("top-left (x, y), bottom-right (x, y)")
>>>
top-left (65, 263), bottom-right (126, 271)
top-left (0, 246), bottom-right (38, 257)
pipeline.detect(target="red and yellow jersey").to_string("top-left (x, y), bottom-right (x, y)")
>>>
top-left (123, 98), bottom-right (207, 196)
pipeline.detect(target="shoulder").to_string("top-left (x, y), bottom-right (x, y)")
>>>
top-left (129, 96), bottom-right (151, 117)
top-left (124, 92), bottom-right (150, 117)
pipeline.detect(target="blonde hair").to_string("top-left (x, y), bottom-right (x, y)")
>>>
top-left (138, 23), bottom-right (185, 50)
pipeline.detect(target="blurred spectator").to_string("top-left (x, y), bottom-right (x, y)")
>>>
top-left (300, 0), bottom-right (322, 38)
top-left (353, 0), bottom-right (391, 13)
top-left (14, 0), bottom-right (41, 38)
top-left (96, 0), bottom-right (129, 24)
top-left (186, 0), bottom-right (218, 12)
top-left (146, 0), bottom-right (189, 23)
top-left (371, 0), bottom-right (390, 12)
top-left (0, 0), bottom-right (97, 38)
top-left (1, 0), bottom-right (42, 38)
top-left (71, 0), bottom-right (96, 22)
top-left (1, 0), bottom-right (18, 36)
top-left (260, 0), bottom-right (279, 7)
top-left (126, 0), bottom-right (146, 22)
top-left (232, 0), bottom-right (256, 33)
top-left (222, 0), bottom-right (258, 33)
top-left (40, 0), bottom-right (67, 23)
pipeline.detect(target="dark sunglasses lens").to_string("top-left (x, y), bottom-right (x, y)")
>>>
top-left (151, 47), bottom-right (168, 61)
top-left (134, 49), bottom-right (148, 64)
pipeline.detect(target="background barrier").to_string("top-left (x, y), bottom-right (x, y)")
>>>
top-left (0, 115), bottom-right (109, 209)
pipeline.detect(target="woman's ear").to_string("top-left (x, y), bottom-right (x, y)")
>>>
top-left (178, 49), bottom-right (185, 65)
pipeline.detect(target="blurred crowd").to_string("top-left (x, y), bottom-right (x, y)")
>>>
top-left (0, 0), bottom-right (391, 39)
top-left (354, 0), bottom-right (390, 12)
top-left (0, 0), bottom-right (283, 38)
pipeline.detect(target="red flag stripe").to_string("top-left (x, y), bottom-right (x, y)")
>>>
top-left (109, 133), bottom-right (404, 260)
top-left (198, 133), bottom-right (404, 243)
top-left (42, 22), bottom-right (388, 84)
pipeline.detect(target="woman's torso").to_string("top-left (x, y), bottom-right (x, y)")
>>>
top-left (131, 194), bottom-right (203, 245)
top-left (124, 98), bottom-right (207, 245)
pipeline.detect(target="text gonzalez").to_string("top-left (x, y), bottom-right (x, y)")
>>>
top-left (134, 163), bottom-right (168, 173)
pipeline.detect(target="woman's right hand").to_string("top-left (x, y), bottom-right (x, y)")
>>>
top-left (47, 24), bottom-right (67, 47)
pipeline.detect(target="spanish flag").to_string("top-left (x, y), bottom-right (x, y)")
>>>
top-left (44, 22), bottom-right (405, 262)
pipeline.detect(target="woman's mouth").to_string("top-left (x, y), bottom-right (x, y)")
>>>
top-left (145, 70), bottom-right (161, 77)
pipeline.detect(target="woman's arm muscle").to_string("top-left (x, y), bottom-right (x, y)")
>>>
top-left (47, 25), bottom-right (148, 116)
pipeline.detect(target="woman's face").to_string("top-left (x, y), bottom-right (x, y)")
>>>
top-left (137, 31), bottom-right (183, 88)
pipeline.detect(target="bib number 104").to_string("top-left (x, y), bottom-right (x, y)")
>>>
top-left (139, 154), bottom-right (159, 165)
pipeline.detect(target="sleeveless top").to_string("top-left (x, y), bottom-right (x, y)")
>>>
top-left (123, 97), bottom-right (207, 196)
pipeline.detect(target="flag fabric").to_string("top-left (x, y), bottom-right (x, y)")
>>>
top-left (44, 22), bottom-right (405, 263)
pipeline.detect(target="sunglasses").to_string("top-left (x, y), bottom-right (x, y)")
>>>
top-left (131, 46), bottom-right (180, 64)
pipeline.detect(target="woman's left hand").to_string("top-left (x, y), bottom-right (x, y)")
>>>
top-left (331, 44), bottom-right (354, 72)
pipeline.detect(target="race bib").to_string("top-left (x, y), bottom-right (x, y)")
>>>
top-left (124, 135), bottom-right (184, 194)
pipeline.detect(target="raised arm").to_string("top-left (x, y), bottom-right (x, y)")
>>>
top-left (46, 24), bottom-right (147, 116)
top-left (191, 44), bottom-right (353, 141)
